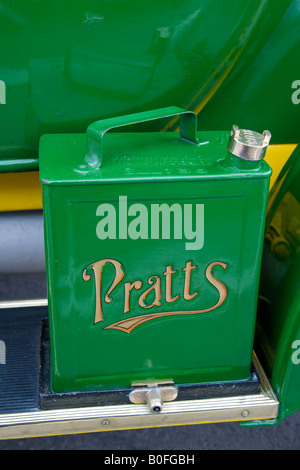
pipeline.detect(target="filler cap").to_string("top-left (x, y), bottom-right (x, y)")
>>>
top-left (227, 125), bottom-right (271, 161)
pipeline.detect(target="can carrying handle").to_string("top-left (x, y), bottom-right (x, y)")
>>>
top-left (85, 106), bottom-right (198, 168)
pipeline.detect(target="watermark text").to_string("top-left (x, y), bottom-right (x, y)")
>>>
top-left (291, 340), bottom-right (300, 364)
top-left (292, 80), bottom-right (300, 105)
top-left (96, 196), bottom-right (204, 251)
top-left (0, 80), bottom-right (6, 105)
top-left (0, 340), bottom-right (6, 364)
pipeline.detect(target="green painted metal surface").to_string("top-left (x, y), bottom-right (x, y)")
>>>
top-left (0, 0), bottom-right (299, 173)
top-left (39, 107), bottom-right (271, 393)
top-left (254, 143), bottom-right (300, 425)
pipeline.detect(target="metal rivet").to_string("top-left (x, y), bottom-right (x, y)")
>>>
top-left (102, 419), bottom-right (110, 426)
top-left (241, 410), bottom-right (249, 417)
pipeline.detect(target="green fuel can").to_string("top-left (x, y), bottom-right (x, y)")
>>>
top-left (39, 107), bottom-right (272, 393)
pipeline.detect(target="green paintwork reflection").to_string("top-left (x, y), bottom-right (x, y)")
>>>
top-left (0, 0), bottom-right (299, 171)
top-left (256, 144), bottom-right (300, 424)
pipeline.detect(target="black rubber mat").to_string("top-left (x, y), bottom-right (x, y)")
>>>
top-left (0, 305), bottom-right (261, 413)
top-left (0, 306), bottom-right (47, 413)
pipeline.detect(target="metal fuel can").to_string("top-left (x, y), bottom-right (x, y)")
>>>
top-left (39, 107), bottom-right (272, 393)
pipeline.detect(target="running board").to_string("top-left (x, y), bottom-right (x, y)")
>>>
top-left (0, 301), bottom-right (279, 439)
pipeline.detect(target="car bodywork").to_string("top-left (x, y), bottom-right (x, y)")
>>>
top-left (0, 0), bottom-right (299, 438)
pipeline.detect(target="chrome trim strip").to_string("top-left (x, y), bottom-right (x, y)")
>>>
top-left (0, 353), bottom-right (279, 439)
top-left (0, 299), bottom-right (48, 309)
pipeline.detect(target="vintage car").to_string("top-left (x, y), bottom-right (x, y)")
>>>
top-left (0, 0), bottom-right (299, 439)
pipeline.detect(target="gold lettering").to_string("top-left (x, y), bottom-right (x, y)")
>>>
top-left (124, 281), bottom-right (142, 314)
top-left (183, 261), bottom-right (198, 300)
top-left (105, 261), bottom-right (228, 333)
top-left (83, 258), bottom-right (229, 332)
top-left (163, 265), bottom-right (179, 303)
top-left (138, 276), bottom-right (161, 309)
top-left (83, 259), bottom-right (124, 324)
top-left (205, 261), bottom-right (228, 308)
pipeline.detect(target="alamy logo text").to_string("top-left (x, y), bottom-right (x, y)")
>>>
top-left (96, 196), bottom-right (204, 250)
